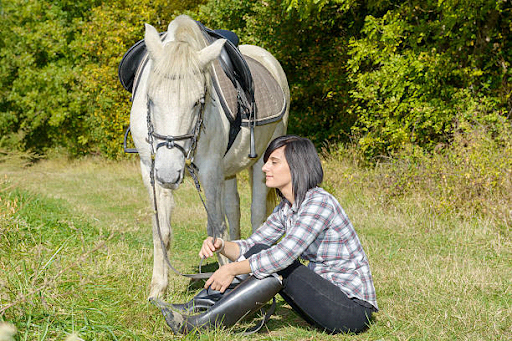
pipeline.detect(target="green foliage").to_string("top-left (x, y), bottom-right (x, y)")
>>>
top-left (0, 0), bottom-right (510, 160)
top-left (199, 0), bottom-right (360, 146)
top-left (0, 0), bottom-right (204, 158)
top-left (199, 0), bottom-right (511, 156)
top-left (79, 0), bottom-right (206, 158)
top-left (282, 0), bottom-right (355, 17)
top-left (347, 0), bottom-right (511, 157)
top-left (0, 0), bottom-right (98, 155)
top-left (329, 110), bottom-right (512, 228)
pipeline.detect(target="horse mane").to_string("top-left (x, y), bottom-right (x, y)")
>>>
top-left (148, 15), bottom-right (209, 104)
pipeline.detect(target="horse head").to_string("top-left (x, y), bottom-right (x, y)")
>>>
top-left (144, 17), bottom-right (226, 189)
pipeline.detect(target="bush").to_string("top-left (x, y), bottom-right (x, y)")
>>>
top-left (371, 119), bottom-right (510, 229)
top-left (324, 103), bottom-right (511, 232)
top-left (347, 0), bottom-right (511, 158)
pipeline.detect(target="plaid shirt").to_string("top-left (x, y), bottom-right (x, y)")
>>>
top-left (235, 187), bottom-right (378, 310)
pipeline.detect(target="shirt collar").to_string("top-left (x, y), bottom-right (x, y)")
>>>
top-left (280, 198), bottom-right (297, 213)
top-left (286, 187), bottom-right (321, 213)
top-left (290, 199), bottom-right (299, 213)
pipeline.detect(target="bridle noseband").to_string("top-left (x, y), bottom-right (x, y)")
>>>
top-left (146, 93), bottom-right (205, 163)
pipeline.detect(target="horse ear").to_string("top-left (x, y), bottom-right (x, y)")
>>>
top-left (165, 15), bottom-right (183, 42)
top-left (145, 23), bottom-right (164, 60)
top-left (198, 39), bottom-right (226, 68)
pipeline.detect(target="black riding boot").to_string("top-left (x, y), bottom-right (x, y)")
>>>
top-left (171, 274), bottom-right (249, 313)
top-left (158, 275), bottom-right (282, 334)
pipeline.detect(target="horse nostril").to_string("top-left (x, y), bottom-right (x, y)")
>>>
top-left (155, 167), bottom-right (183, 187)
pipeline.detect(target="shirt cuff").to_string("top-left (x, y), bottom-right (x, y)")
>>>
top-left (234, 240), bottom-right (250, 259)
top-left (247, 252), bottom-right (275, 279)
top-left (247, 255), bottom-right (263, 279)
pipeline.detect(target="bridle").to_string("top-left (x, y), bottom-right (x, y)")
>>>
top-left (145, 91), bottom-right (205, 162)
top-left (146, 86), bottom-right (215, 280)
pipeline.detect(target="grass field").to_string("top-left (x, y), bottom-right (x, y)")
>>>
top-left (0, 154), bottom-right (510, 340)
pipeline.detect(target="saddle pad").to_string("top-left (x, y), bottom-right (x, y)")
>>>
top-left (211, 56), bottom-right (286, 126)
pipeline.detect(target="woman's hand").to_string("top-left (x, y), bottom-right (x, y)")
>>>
top-left (204, 264), bottom-right (235, 293)
top-left (199, 236), bottom-right (224, 259)
top-left (204, 259), bottom-right (252, 292)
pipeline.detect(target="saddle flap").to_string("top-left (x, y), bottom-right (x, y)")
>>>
top-left (211, 56), bottom-right (286, 127)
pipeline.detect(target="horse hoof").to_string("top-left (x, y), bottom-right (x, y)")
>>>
top-left (148, 286), bottom-right (166, 301)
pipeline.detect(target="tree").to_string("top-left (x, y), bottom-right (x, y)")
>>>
top-left (1, 0), bottom-right (509, 159)
top-left (200, 0), bottom-right (511, 157)
top-left (347, 0), bottom-right (511, 157)
top-left (0, 0), bottom-right (204, 157)
top-left (198, 0), bottom-right (362, 146)
top-left (0, 0), bottom-right (99, 154)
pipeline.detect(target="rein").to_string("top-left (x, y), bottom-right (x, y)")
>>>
top-left (146, 89), bottom-right (215, 280)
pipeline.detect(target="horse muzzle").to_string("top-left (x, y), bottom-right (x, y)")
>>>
top-left (154, 149), bottom-right (185, 189)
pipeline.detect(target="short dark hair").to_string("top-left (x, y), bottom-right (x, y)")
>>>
top-left (264, 135), bottom-right (323, 207)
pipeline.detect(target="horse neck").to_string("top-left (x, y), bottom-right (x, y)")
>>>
top-left (198, 79), bottom-right (229, 154)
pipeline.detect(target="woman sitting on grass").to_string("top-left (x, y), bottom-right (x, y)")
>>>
top-left (158, 135), bottom-right (378, 334)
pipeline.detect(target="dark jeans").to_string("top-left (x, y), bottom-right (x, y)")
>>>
top-left (245, 244), bottom-right (375, 334)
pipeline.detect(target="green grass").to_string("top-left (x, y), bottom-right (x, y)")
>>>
top-left (0, 155), bottom-right (510, 340)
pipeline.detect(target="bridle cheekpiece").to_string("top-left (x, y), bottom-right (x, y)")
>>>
top-left (145, 88), bottom-right (206, 170)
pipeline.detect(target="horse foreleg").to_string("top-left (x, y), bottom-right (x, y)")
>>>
top-left (150, 185), bottom-right (174, 299)
top-left (224, 176), bottom-right (241, 240)
top-left (199, 164), bottom-right (229, 265)
top-left (141, 163), bottom-right (175, 300)
top-left (249, 158), bottom-right (271, 232)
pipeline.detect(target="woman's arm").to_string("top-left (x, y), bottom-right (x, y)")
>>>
top-left (199, 236), bottom-right (241, 261)
top-left (199, 236), bottom-right (252, 292)
top-left (247, 191), bottom-right (332, 278)
top-left (198, 205), bottom-right (287, 292)
top-left (205, 259), bottom-right (251, 292)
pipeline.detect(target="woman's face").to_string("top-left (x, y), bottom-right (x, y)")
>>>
top-left (262, 146), bottom-right (293, 200)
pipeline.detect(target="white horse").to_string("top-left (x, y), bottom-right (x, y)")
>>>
top-left (129, 15), bottom-right (290, 299)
